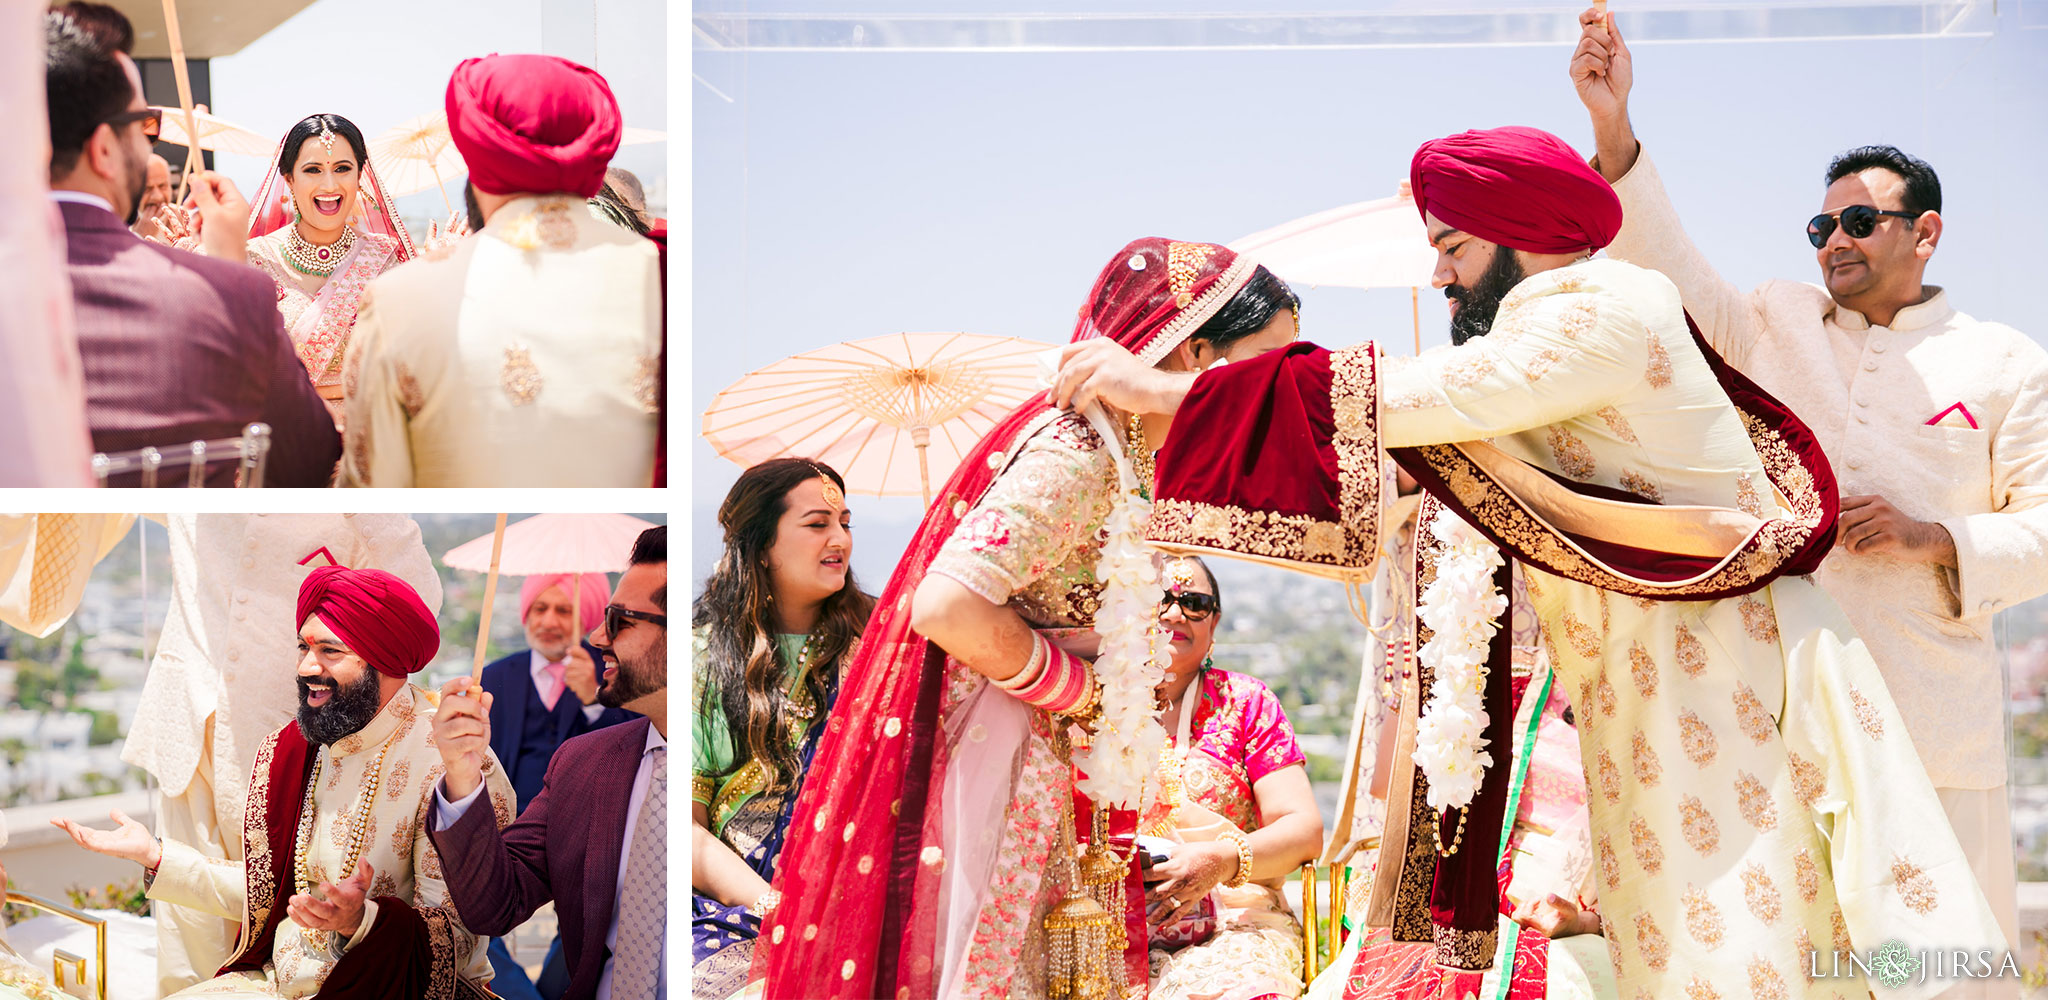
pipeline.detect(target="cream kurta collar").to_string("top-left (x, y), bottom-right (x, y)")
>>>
top-left (327, 682), bottom-right (416, 758)
top-left (1829, 286), bottom-right (1952, 332)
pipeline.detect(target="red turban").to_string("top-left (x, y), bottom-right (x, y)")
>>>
top-left (296, 566), bottom-right (439, 679)
top-left (446, 54), bottom-right (622, 199)
top-left (1409, 126), bottom-right (1623, 255)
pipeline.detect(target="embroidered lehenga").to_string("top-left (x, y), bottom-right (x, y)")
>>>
top-left (690, 627), bottom-right (845, 998)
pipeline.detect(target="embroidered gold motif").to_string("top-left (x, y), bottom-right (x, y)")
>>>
top-left (1433, 925), bottom-right (1498, 971)
top-left (396, 363), bottom-right (425, 420)
top-left (1680, 795), bottom-right (1719, 855)
top-left (1562, 612), bottom-right (1601, 658)
top-left (1631, 729), bottom-right (1663, 787)
top-left (1597, 678), bottom-right (1618, 719)
top-left (1795, 930), bottom-right (1818, 983)
top-left (1599, 832), bottom-right (1620, 890)
top-left (1830, 907), bottom-right (1851, 957)
top-left (1646, 334), bottom-right (1673, 389)
top-left (1743, 863), bottom-right (1782, 924)
top-left (1739, 596), bottom-right (1780, 644)
top-left (1606, 932), bottom-right (1628, 980)
top-left (1552, 273), bottom-right (1585, 294)
top-left (1892, 855), bottom-right (1938, 914)
top-left (1152, 499), bottom-right (1360, 577)
top-left (1682, 884), bottom-right (1725, 948)
top-left (1166, 242), bottom-right (1219, 309)
top-left (633, 355), bottom-right (660, 414)
top-left (1442, 351), bottom-right (1496, 389)
top-left (537, 200), bottom-right (577, 250)
top-left (1633, 912), bottom-right (1671, 971)
top-left (1546, 425), bottom-right (1596, 480)
top-left (1683, 977), bottom-right (1720, 1000)
top-left (1787, 752), bottom-right (1826, 807)
top-left (1524, 348), bottom-right (1569, 382)
top-left (1849, 686), bottom-right (1885, 739)
top-left (1736, 771), bottom-right (1778, 830)
top-left (1629, 815), bottom-right (1663, 874)
top-left (1734, 684), bottom-right (1774, 744)
top-left (385, 757), bottom-right (412, 800)
top-left (1618, 469), bottom-right (1662, 502)
top-left (1794, 850), bottom-right (1820, 904)
top-left (1597, 749), bottom-right (1621, 805)
top-left (1388, 388), bottom-right (1437, 411)
top-left (1557, 299), bottom-right (1598, 340)
top-left (1736, 472), bottom-right (1764, 517)
top-left (1595, 405), bottom-right (1638, 444)
top-left (1676, 623), bottom-right (1707, 677)
top-left (1748, 956), bottom-right (1788, 1000)
top-left (1628, 641), bottom-right (1658, 699)
top-left (1678, 709), bottom-right (1718, 766)
top-left (502, 346), bottom-right (543, 405)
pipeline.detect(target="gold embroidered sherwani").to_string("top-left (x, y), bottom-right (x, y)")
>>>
top-left (148, 684), bottom-right (515, 998)
top-left (1605, 148), bottom-right (2042, 961)
top-left (336, 196), bottom-right (661, 487)
top-left (1315, 259), bottom-right (2000, 998)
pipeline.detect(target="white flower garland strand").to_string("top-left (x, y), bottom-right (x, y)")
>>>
top-left (1412, 509), bottom-right (1507, 811)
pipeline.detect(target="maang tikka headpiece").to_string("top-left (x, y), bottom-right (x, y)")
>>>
top-left (812, 466), bottom-right (844, 511)
top-left (317, 124), bottom-right (338, 158)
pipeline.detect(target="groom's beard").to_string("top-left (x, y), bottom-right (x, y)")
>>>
top-left (465, 183), bottom-right (485, 233)
top-left (296, 669), bottom-right (384, 745)
top-left (1445, 247), bottom-right (1527, 346)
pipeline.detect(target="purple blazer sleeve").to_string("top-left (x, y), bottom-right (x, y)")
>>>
top-left (428, 775), bottom-right (553, 939)
top-left (235, 272), bottom-right (340, 486)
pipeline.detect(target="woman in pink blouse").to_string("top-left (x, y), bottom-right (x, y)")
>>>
top-left (1143, 555), bottom-right (1325, 1000)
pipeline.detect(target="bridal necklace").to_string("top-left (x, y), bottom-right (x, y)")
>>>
top-left (284, 222), bottom-right (355, 277)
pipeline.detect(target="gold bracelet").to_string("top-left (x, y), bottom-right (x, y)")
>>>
top-left (1220, 829), bottom-right (1253, 888)
top-left (749, 887), bottom-right (782, 918)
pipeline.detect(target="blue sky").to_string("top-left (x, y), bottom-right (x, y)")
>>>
top-left (691, 3), bottom-right (2048, 585)
top-left (201, 0), bottom-right (666, 226)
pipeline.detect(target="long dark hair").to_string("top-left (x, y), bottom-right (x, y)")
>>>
top-left (1191, 265), bottom-right (1298, 352)
top-left (278, 114), bottom-right (368, 176)
top-left (693, 458), bottom-right (875, 790)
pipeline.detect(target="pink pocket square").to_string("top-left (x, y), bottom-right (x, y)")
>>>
top-left (1926, 402), bottom-right (1979, 429)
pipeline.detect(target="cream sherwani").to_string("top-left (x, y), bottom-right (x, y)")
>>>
top-left (1605, 148), bottom-right (2040, 968)
top-left (1375, 258), bottom-right (2002, 998)
top-left (149, 684), bottom-right (516, 998)
top-left (121, 514), bottom-right (442, 996)
top-left (337, 196), bottom-right (660, 487)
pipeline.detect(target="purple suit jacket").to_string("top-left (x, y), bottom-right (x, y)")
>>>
top-left (59, 200), bottom-right (339, 486)
top-left (430, 716), bottom-right (652, 1000)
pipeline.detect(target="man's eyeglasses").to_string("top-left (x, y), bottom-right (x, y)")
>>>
top-left (603, 603), bottom-right (666, 638)
top-left (1159, 591), bottom-right (1219, 622)
top-left (103, 108), bottom-right (162, 140)
top-left (1806, 205), bottom-right (1918, 248)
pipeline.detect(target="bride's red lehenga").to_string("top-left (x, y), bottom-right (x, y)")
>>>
top-left (754, 238), bottom-right (1262, 1000)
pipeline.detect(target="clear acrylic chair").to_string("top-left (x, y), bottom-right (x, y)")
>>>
top-left (89, 423), bottom-right (272, 487)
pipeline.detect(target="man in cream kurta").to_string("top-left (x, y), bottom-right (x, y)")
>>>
top-left (337, 54), bottom-right (660, 488)
top-left (120, 515), bottom-right (442, 996)
top-left (1570, 10), bottom-right (2044, 968)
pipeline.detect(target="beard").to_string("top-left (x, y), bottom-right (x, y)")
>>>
top-left (296, 669), bottom-right (385, 746)
top-left (1444, 246), bottom-right (1527, 346)
top-left (597, 640), bottom-right (664, 709)
top-left (120, 146), bottom-right (149, 227)
top-left (465, 183), bottom-right (486, 233)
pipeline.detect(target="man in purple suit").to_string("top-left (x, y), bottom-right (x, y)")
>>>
top-left (44, 12), bottom-right (338, 487)
top-left (431, 525), bottom-right (668, 1000)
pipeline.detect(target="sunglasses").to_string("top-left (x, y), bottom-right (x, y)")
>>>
top-left (103, 108), bottom-right (163, 140)
top-left (603, 603), bottom-right (666, 638)
top-left (1806, 204), bottom-right (1918, 248)
top-left (1159, 590), bottom-right (1219, 622)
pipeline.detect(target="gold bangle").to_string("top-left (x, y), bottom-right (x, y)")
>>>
top-left (749, 887), bottom-right (782, 918)
top-left (1220, 830), bottom-right (1253, 888)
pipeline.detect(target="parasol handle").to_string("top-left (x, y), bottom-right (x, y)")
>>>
top-left (470, 513), bottom-right (509, 687)
top-left (429, 161), bottom-right (453, 217)
top-left (912, 424), bottom-right (932, 509)
top-left (1411, 286), bottom-right (1421, 355)
top-left (160, 0), bottom-right (203, 203)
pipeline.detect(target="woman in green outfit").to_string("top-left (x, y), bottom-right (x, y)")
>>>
top-left (690, 458), bottom-right (875, 999)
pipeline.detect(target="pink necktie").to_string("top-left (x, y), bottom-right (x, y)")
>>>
top-left (541, 661), bottom-right (568, 710)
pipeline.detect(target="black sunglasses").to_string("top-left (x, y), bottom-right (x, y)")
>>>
top-left (603, 603), bottom-right (666, 638)
top-left (1806, 204), bottom-right (1918, 248)
top-left (1159, 590), bottom-right (1220, 621)
top-left (104, 108), bottom-right (162, 140)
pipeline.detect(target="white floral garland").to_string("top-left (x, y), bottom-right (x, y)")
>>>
top-left (1070, 407), bottom-right (1171, 807)
top-left (1412, 508), bottom-right (1507, 811)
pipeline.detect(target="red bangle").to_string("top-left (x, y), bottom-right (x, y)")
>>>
top-left (1014, 643), bottom-right (1096, 716)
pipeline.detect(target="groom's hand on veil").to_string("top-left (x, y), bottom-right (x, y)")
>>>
top-left (184, 171), bottom-right (252, 265)
top-left (1053, 340), bottom-right (1196, 417)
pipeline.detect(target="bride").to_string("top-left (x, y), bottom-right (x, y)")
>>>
top-left (243, 113), bottom-right (416, 408)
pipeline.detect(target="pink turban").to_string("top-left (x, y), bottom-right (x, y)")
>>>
top-left (445, 54), bottom-right (622, 199)
top-left (296, 566), bottom-right (439, 679)
top-left (1410, 126), bottom-right (1623, 255)
top-left (519, 572), bottom-right (610, 631)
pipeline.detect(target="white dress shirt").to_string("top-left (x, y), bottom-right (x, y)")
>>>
top-left (529, 649), bottom-right (606, 722)
top-left (435, 724), bottom-right (666, 1000)
top-left (47, 190), bottom-right (113, 214)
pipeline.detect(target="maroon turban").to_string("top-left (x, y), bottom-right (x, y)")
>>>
top-left (1409, 126), bottom-right (1623, 255)
top-left (296, 566), bottom-right (439, 679)
top-left (446, 54), bottom-right (622, 199)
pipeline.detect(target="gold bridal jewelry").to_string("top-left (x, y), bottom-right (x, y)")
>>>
top-left (317, 125), bottom-right (339, 158)
top-left (284, 223), bottom-right (355, 277)
top-left (1124, 413), bottom-right (1155, 500)
top-left (293, 734), bottom-right (394, 947)
top-left (811, 466), bottom-right (844, 511)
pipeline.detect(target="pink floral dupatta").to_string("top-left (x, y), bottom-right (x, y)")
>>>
top-left (756, 238), bottom-right (1262, 999)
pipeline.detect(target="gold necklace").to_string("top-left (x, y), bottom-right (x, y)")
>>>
top-left (782, 630), bottom-right (825, 728)
top-left (283, 224), bottom-right (356, 277)
top-left (292, 733), bottom-right (393, 907)
top-left (1124, 413), bottom-right (1155, 500)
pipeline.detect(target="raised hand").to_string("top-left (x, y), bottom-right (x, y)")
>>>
top-left (1053, 338), bottom-right (1190, 416)
top-left (433, 676), bottom-right (494, 800)
top-left (186, 170), bottom-right (252, 264)
top-left (563, 643), bottom-right (600, 707)
top-left (287, 859), bottom-right (373, 935)
top-left (51, 809), bottom-right (160, 869)
top-left (1510, 892), bottom-right (1602, 938)
top-left (1570, 7), bottom-right (1632, 121)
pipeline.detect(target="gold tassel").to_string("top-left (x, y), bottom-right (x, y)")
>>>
top-left (1046, 730), bottom-right (1118, 1000)
top-left (1077, 807), bottom-right (1129, 994)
